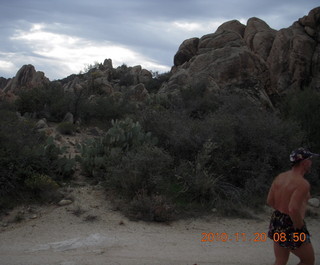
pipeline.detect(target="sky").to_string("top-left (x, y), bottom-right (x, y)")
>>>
top-left (0, 0), bottom-right (319, 80)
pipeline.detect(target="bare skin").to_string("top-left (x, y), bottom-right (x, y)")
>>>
top-left (267, 159), bottom-right (315, 265)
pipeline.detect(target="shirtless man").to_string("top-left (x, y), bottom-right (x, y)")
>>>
top-left (267, 148), bottom-right (318, 265)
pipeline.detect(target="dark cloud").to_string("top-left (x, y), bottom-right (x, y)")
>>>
top-left (0, 0), bottom-right (319, 79)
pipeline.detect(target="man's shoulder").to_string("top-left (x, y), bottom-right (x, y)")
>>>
top-left (275, 171), bottom-right (290, 180)
top-left (299, 178), bottom-right (310, 189)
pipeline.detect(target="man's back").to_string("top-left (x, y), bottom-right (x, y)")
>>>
top-left (268, 171), bottom-right (310, 218)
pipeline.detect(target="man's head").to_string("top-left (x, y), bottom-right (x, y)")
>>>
top-left (290, 147), bottom-right (319, 169)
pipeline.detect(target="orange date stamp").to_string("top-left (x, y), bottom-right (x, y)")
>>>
top-left (201, 232), bottom-right (309, 243)
top-left (201, 232), bottom-right (267, 242)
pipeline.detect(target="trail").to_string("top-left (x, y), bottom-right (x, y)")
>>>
top-left (1, 184), bottom-right (319, 265)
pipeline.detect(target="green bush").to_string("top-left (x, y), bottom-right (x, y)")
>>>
top-left (126, 191), bottom-right (174, 222)
top-left (15, 82), bottom-right (71, 122)
top-left (57, 122), bottom-right (76, 135)
top-left (79, 141), bottom-right (175, 222)
top-left (24, 173), bottom-right (60, 201)
top-left (281, 88), bottom-right (320, 151)
top-left (146, 71), bottom-right (171, 93)
top-left (80, 96), bottom-right (137, 125)
top-left (25, 174), bottom-right (59, 191)
top-left (0, 109), bottom-right (75, 210)
top-left (77, 88), bottom-right (306, 219)
top-left (104, 144), bottom-right (173, 198)
top-left (141, 92), bottom-right (304, 210)
top-left (78, 118), bottom-right (158, 178)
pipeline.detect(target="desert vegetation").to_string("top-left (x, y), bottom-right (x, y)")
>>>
top-left (1, 66), bottom-right (320, 222)
top-left (0, 103), bottom-right (75, 211)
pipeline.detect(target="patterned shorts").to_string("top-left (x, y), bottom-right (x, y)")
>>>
top-left (268, 210), bottom-right (311, 250)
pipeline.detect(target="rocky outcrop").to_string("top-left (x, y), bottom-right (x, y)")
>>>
top-left (267, 17), bottom-right (318, 93)
top-left (127, 83), bottom-right (150, 102)
top-left (0, 77), bottom-right (9, 90)
top-left (61, 59), bottom-right (152, 101)
top-left (244, 17), bottom-right (276, 61)
top-left (174, 38), bottom-right (199, 67)
top-left (3, 64), bottom-right (49, 94)
top-left (164, 7), bottom-right (320, 106)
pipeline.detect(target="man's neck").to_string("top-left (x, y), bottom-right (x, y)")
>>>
top-left (291, 165), bottom-right (306, 177)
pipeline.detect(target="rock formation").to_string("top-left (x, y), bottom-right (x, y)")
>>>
top-left (2, 64), bottom-right (49, 95)
top-left (162, 7), bottom-right (320, 107)
top-left (0, 77), bottom-right (9, 90)
top-left (1, 7), bottom-right (319, 108)
top-left (61, 59), bottom-right (152, 101)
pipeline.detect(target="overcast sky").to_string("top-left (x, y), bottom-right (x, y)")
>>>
top-left (0, 0), bottom-right (318, 80)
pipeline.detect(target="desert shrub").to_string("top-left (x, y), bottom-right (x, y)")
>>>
top-left (141, 92), bottom-right (304, 210)
top-left (0, 100), bottom-right (16, 112)
top-left (57, 122), bottom-right (77, 135)
top-left (145, 71), bottom-right (171, 93)
top-left (15, 82), bottom-right (71, 122)
top-left (177, 82), bottom-right (221, 119)
top-left (112, 63), bottom-right (129, 79)
top-left (104, 143), bottom-right (173, 198)
top-left (140, 108), bottom-right (216, 161)
top-left (126, 190), bottom-right (174, 222)
top-left (78, 125), bottom-right (174, 221)
top-left (281, 88), bottom-right (320, 151)
top-left (101, 143), bottom-right (175, 222)
top-left (119, 73), bottom-right (134, 86)
top-left (145, 93), bottom-right (173, 110)
top-left (24, 173), bottom-right (60, 201)
top-left (78, 118), bottom-right (158, 178)
top-left (15, 87), bottom-right (45, 115)
top-left (80, 96), bottom-right (137, 125)
top-left (0, 109), bottom-right (75, 209)
top-left (200, 94), bottom-right (304, 207)
top-left (174, 141), bottom-right (241, 210)
top-left (25, 173), bottom-right (59, 191)
top-left (78, 89), bottom-right (305, 218)
top-left (81, 61), bottom-right (101, 74)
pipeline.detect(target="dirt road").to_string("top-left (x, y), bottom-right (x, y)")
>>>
top-left (1, 185), bottom-right (319, 265)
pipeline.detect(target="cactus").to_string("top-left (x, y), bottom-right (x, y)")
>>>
top-left (78, 118), bottom-right (158, 178)
top-left (105, 118), bottom-right (158, 151)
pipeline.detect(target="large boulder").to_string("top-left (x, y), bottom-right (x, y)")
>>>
top-left (244, 17), bottom-right (276, 61)
top-left (299, 7), bottom-right (320, 89)
top-left (139, 69), bottom-right (152, 84)
top-left (3, 64), bottom-right (49, 94)
top-left (165, 7), bottom-right (320, 106)
top-left (103, 58), bottom-right (113, 69)
top-left (93, 76), bottom-right (114, 95)
top-left (198, 30), bottom-right (246, 54)
top-left (267, 20), bottom-right (317, 93)
top-left (131, 65), bottom-right (142, 85)
top-left (215, 19), bottom-right (246, 36)
top-left (129, 65), bottom-right (152, 85)
top-left (174, 37), bottom-right (199, 66)
top-left (63, 76), bottom-right (83, 93)
top-left (127, 83), bottom-right (149, 102)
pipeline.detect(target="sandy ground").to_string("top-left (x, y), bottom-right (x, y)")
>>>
top-left (0, 184), bottom-right (319, 265)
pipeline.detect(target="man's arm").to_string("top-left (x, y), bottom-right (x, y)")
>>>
top-left (267, 182), bottom-right (275, 208)
top-left (288, 183), bottom-right (309, 229)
